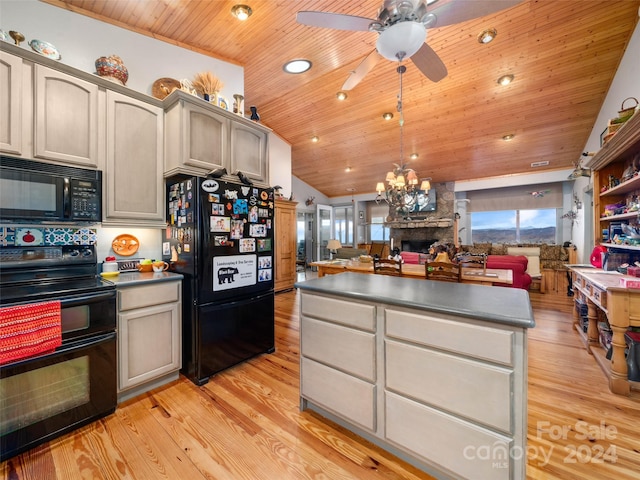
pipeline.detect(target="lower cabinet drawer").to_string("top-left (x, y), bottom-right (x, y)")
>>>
top-left (301, 316), bottom-right (375, 381)
top-left (385, 308), bottom-right (515, 366)
top-left (385, 391), bottom-right (512, 480)
top-left (385, 339), bottom-right (513, 433)
top-left (301, 357), bottom-right (375, 431)
top-left (301, 292), bottom-right (376, 331)
top-left (118, 281), bottom-right (180, 311)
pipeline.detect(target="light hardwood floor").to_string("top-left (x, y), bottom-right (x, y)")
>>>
top-left (2, 280), bottom-right (639, 479)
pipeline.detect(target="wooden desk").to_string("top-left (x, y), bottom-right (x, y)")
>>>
top-left (568, 266), bottom-right (640, 395)
top-left (310, 261), bottom-right (512, 286)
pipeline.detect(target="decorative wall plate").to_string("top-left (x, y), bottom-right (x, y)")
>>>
top-left (152, 78), bottom-right (181, 99)
top-left (111, 233), bottom-right (139, 256)
top-left (0, 30), bottom-right (8, 42)
top-left (29, 39), bottom-right (61, 60)
top-left (218, 95), bottom-right (229, 111)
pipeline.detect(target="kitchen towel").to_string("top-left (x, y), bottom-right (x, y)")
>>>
top-left (0, 300), bottom-right (62, 365)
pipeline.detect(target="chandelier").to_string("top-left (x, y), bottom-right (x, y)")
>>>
top-left (375, 57), bottom-right (431, 217)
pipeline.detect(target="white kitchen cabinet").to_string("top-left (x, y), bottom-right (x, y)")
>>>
top-left (230, 120), bottom-right (268, 184)
top-left (164, 90), bottom-right (270, 185)
top-left (104, 90), bottom-right (165, 226)
top-left (299, 294), bottom-right (377, 431)
top-left (117, 280), bottom-right (181, 402)
top-left (0, 51), bottom-right (23, 155)
top-left (33, 64), bottom-right (100, 168)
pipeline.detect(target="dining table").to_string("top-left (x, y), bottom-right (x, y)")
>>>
top-left (310, 260), bottom-right (513, 286)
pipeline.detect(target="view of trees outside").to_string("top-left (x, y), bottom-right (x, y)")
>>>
top-left (471, 209), bottom-right (557, 243)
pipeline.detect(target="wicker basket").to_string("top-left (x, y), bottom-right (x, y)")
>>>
top-left (618, 96), bottom-right (638, 120)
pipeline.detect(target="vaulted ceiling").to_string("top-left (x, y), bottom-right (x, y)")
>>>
top-left (44, 0), bottom-right (640, 197)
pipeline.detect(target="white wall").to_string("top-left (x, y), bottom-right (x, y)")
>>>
top-left (0, 0), bottom-right (244, 101)
top-left (269, 133), bottom-right (292, 198)
top-left (576, 19), bottom-right (640, 263)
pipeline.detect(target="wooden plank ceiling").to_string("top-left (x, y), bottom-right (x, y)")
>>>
top-left (45, 0), bottom-right (640, 198)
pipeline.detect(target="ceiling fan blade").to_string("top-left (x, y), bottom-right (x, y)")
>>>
top-left (342, 50), bottom-right (381, 91)
top-left (296, 11), bottom-right (374, 31)
top-left (426, 0), bottom-right (523, 29)
top-left (411, 43), bottom-right (447, 82)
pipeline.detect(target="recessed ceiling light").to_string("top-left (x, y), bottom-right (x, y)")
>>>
top-left (311, 136), bottom-right (319, 143)
top-left (336, 91), bottom-right (347, 101)
top-left (410, 153), bottom-right (419, 160)
top-left (497, 74), bottom-right (514, 86)
top-left (345, 166), bottom-right (352, 172)
top-left (283, 59), bottom-right (312, 74)
top-left (502, 134), bottom-right (515, 141)
top-left (382, 112), bottom-right (394, 120)
top-left (478, 28), bottom-right (497, 44)
top-left (231, 5), bottom-right (252, 21)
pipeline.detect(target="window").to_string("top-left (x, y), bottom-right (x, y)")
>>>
top-left (367, 202), bottom-right (390, 242)
top-left (333, 205), bottom-right (353, 245)
top-left (471, 209), bottom-right (557, 243)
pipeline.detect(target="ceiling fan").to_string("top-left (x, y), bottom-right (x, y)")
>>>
top-left (297, 0), bottom-right (522, 90)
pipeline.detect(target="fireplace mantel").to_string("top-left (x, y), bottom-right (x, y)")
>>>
top-left (385, 218), bottom-right (453, 229)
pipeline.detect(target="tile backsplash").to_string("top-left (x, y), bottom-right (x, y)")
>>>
top-left (0, 226), bottom-right (97, 247)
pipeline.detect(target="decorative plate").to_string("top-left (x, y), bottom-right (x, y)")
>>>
top-left (0, 30), bottom-right (8, 42)
top-left (111, 233), bottom-right (139, 256)
top-left (152, 77), bottom-right (181, 100)
top-left (29, 39), bottom-right (61, 60)
top-left (218, 95), bottom-right (229, 111)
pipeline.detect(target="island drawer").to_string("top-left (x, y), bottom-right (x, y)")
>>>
top-left (385, 339), bottom-right (513, 434)
top-left (301, 316), bottom-right (375, 382)
top-left (300, 292), bottom-right (376, 331)
top-left (301, 357), bottom-right (375, 431)
top-left (118, 281), bottom-right (181, 311)
top-left (385, 308), bottom-right (514, 366)
top-left (385, 391), bottom-right (512, 480)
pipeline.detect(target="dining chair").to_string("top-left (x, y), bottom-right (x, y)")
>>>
top-left (425, 261), bottom-right (461, 283)
top-left (369, 241), bottom-right (387, 258)
top-left (373, 258), bottom-right (403, 276)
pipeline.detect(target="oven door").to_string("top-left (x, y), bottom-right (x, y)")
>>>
top-left (0, 331), bottom-right (117, 461)
top-left (58, 289), bottom-right (116, 341)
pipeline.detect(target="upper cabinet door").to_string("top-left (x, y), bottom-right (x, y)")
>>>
top-left (230, 122), bottom-right (268, 184)
top-left (104, 91), bottom-right (164, 226)
top-left (164, 97), bottom-right (228, 175)
top-left (34, 65), bottom-right (99, 167)
top-left (0, 52), bottom-right (23, 155)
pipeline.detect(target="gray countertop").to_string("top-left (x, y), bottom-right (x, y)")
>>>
top-left (102, 271), bottom-right (183, 288)
top-left (295, 272), bottom-right (535, 329)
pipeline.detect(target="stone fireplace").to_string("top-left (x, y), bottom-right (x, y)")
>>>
top-left (387, 182), bottom-right (456, 250)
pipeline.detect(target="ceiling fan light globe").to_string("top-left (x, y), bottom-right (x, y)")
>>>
top-left (376, 22), bottom-right (426, 61)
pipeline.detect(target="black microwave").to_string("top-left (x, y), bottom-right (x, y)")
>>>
top-left (0, 156), bottom-right (102, 223)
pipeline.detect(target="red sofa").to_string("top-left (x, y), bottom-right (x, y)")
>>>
top-left (486, 255), bottom-right (532, 290)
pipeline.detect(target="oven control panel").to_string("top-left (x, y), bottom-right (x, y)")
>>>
top-left (0, 245), bottom-right (97, 268)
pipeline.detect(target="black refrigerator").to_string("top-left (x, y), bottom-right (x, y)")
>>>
top-left (162, 174), bottom-right (275, 385)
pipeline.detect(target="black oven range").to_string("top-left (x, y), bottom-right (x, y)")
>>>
top-left (0, 244), bottom-right (117, 461)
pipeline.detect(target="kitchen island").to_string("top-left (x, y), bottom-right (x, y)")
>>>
top-left (295, 273), bottom-right (534, 480)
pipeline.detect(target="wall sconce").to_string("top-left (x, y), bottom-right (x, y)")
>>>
top-left (231, 4), bottom-right (252, 21)
top-left (574, 193), bottom-right (583, 210)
